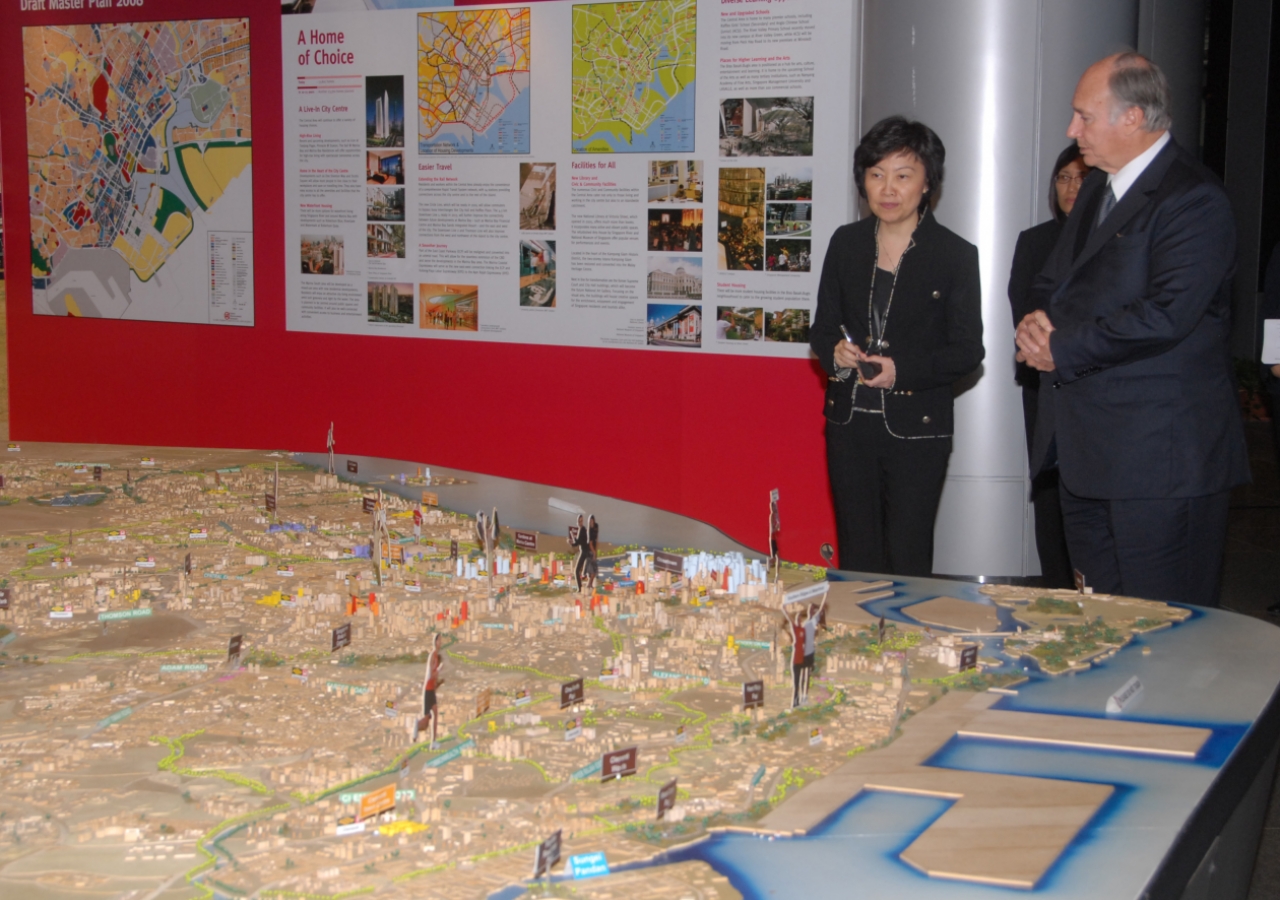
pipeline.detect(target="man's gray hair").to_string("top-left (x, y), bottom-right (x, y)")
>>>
top-left (1109, 52), bottom-right (1172, 131)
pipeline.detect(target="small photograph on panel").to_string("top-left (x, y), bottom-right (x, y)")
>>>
top-left (366, 150), bottom-right (404, 185)
top-left (765, 238), bottom-right (811, 272)
top-left (767, 163), bottom-right (813, 200)
top-left (646, 303), bottom-right (702, 349)
top-left (718, 167), bottom-right (764, 271)
top-left (719, 97), bottom-right (814, 157)
top-left (301, 234), bottom-right (344, 275)
top-left (519, 163), bottom-right (557, 231)
top-left (647, 208), bottom-right (703, 252)
top-left (647, 256), bottom-right (702, 301)
top-left (766, 202), bottom-right (812, 236)
top-left (519, 239), bottom-right (557, 307)
top-left (765, 308), bottom-right (811, 342)
top-left (367, 281), bottom-right (414, 325)
top-left (367, 185), bottom-right (405, 222)
top-left (714, 306), bottom-right (763, 341)
top-left (648, 160), bottom-right (703, 204)
top-left (367, 223), bottom-right (405, 258)
top-left (419, 284), bottom-right (479, 331)
top-left (366, 75), bottom-right (405, 148)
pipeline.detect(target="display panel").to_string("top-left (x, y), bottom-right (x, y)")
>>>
top-left (25, 18), bottom-right (255, 324)
top-left (283, 0), bottom-right (853, 355)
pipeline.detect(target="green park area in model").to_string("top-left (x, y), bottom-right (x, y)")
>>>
top-left (571, 0), bottom-right (696, 150)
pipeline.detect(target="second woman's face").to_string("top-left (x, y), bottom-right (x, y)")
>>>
top-left (1055, 159), bottom-right (1090, 214)
top-left (865, 151), bottom-right (927, 227)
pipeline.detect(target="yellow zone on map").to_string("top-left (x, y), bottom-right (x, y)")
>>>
top-left (418, 7), bottom-right (530, 141)
top-left (571, 0), bottom-right (697, 150)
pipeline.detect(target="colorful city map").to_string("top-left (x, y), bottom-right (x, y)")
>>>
top-left (417, 8), bottom-right (531, 155)
top-left (24, 19), bottom-right (253, 324)
top-left (572, 0), bottom-right (697, 153)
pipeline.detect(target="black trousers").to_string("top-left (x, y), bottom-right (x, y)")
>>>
top-left (1021, 385), bottom-right (1074, 588)
top-left (826, 412), bottom-right (951, 576)
top-left (1058, 480), bottom-right (1231, 607)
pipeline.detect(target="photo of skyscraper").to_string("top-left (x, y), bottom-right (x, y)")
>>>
top-left (366, 75), bottom-right (404, 148)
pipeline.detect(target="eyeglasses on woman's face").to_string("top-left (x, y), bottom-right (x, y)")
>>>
top-left (1055, 173), bottom-right (1086, 187)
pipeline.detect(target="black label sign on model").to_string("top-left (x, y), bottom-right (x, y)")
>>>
top-left (601, 746), bottom-right (638, 782)
top-left (560, 677), bottom-right (584, 709)
top-left (0, 588), bottom-right (10, 610)
top-left (265, 493), bottom-right (277, 512)
top-left (959, 645), bottom-right (978, 672)
top-left (743, 680), bottom-right (765, 710)
top-left (347, 460), bottom-right (359, 474)
top-left (93, 466), bottom-right (102, 482)
top-left (449, 539), bottom-right (459, 561)
top-left (532, 829), bottom-right (561, 879)
top-left (657, 778), bottom-right (678, 820)
top-left (515, 531), bottom-right (537, 551)
top-left (332, 623), bottom-right (352, 653)
top-left (654, 551), bottom-right (684, 574)
top-left (362, 496), bottom-right (377, 513)
top-left (227, 633), bottom-right (243, 662)
top-left (184, 553), bottom-right (193, 575)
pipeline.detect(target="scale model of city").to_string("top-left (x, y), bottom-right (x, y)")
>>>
top-left (0, 438), bottom-right (1197, 899)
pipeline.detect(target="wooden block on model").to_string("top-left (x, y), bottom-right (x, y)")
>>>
top-left (760, 690), bottom-right (1213, 888)
top-left (904, 596), bottom-right (1001, 633)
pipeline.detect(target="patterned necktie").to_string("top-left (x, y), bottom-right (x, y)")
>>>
top-left (1096, 184), bottom-right (1117, 229)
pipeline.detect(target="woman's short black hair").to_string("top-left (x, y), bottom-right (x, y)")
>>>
top-left (854, 116), bottom-right (945, 214)
top-left (1049, 143), bottom-right (1087, 222)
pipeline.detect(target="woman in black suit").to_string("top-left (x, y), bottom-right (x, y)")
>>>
top-left (811, 116), bottom-right (984, 576)
top-left (1007, 144), bottom-right (1091, 588)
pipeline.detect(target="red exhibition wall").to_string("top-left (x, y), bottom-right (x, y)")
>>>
top-left (0, 0), bottom-right (837, 565)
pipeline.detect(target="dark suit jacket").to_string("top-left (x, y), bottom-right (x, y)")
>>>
top-left (1028, 137), bottom-right (1250, 498)
top-left (811, 211), bottom-right (984, 438)
top-left (1008, 218), bottom-right (1064, 388)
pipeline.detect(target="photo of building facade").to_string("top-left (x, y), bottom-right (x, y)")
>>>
top-left (646, 303), bottom-right (702, 348)
top-left (367, 185), bottom-right (405, 221)
top-left (367, 281), bottom-right (414, 324)
top-left (765, 308), bottom-right (811, 342)
top-left (366, 75), bottom-right (405, 148)
top-left (367, 223), bottom-right (405, 258)
top-left (647, 256), bottom-right (703, 300)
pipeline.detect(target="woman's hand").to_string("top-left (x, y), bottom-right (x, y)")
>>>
top-left (861, 354), bottom-right (896, 389)
top-left (833, 340), bottom-right (862, 371)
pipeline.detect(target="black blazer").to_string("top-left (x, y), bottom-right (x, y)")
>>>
top-left (1008, 218), bottom-right (1064, 388)
top-left (1028, 137), bottom-right (1250, 498)
top-left (811, 211), bottom-right (984, 438)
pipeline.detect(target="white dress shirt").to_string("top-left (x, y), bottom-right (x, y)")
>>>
top-left (1108, 130), bottom-right (1171, 204)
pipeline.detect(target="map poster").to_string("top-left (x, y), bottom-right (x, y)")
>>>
top-left (25, 18), bottom-right (254, 325)
top-left (282, 0), bottom-right (855, 359)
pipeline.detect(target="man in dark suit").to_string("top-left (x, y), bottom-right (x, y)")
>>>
top-left (1015, 52), bottom-right (1249, 607)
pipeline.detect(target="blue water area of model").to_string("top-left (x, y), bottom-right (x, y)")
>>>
top-left (572, 78), bottom-right (696, 153)
top-left (489, 604), bottom-right (1280, 900)
top-left (419, 85), bottom-right (530, 155)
